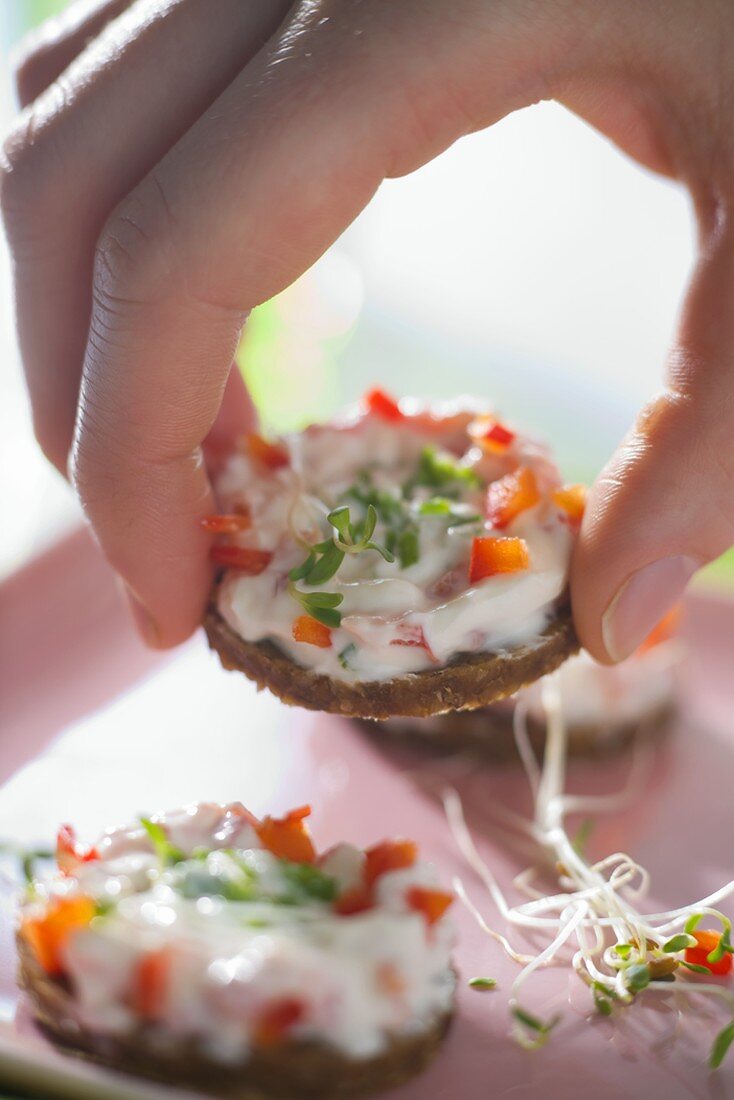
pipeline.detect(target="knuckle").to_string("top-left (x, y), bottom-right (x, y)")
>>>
top-left (0, 103), bottom-right (64, 247)
top-left (92, 181), bottom-right (176, 313)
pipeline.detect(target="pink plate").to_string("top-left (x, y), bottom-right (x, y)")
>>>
top-left (0, 530), bottom-right (732, 1099)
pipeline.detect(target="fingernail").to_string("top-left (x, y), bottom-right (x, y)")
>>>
top-left (602, 555), bottom-right (698, 662)
top-left (122, 585), bottom-right (160, 648)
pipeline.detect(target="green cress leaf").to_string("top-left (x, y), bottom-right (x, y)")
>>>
top-left (365, 540), bottom-right (395, 563)
top-left (468, 977), bottom-right (497, 991)
top-left (327, 505), bottom-right (352, 543)
top-left (397, 527), bottom-right (419, 569)
top-left (680, 961), bottom-right (711, 974)
top-left (140, 818), bottom-right (185, 866)
top-left (362, 504), bottom-right (378, 543)
top-left (288, 552), bottom-right (316, 582)
top-left (624, 963), bottom-right (651, 993)
top-left (708, 926), bottom-right (732, 964)
top-left (710, 1020), bottom-right (734, 1070)
top-left (304, 542), bottom-right (345, 585)
top-left (301, 591), bottom-right (343, 608)
top-left (302, 602), bottom-right (342, 629)
top-left (614, 943), bottom-right (633, 960)
top-left (684, 913), bottom-right (704, 934)
top-left (418, 497), bottom-right (452, 516)
top-left (663, 934), bottom-right (698, 953)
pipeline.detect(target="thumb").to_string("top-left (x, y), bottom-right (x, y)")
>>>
top-left (572, 210), bottom-right (734, 662)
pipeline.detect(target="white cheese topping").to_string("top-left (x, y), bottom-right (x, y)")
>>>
top-left (23, 803), bottom-right (455, 1062)
top-left (215, 397), bottom-right (575, 681)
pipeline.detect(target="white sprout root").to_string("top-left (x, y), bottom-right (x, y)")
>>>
top-left (444, 674), bottom-right (734, 1065)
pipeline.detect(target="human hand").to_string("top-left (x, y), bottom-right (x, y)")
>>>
top-left (3, 0), bottom-right (733, 660)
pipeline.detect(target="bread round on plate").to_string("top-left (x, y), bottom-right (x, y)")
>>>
top-left (368, 609), bottom-right (683, 757)
top-left (204, 389), bottom-right (581, 718)
top-left (18, 802), bottom-right (456, 1098)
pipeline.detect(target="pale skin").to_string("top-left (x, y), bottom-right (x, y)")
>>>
top-left (2, 0), bottom-right (733, 663)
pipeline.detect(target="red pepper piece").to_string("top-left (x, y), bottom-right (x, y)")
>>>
top-left (469, 416), bottom-right (516, 453)
top-left (364, 388), bottom-right (404, 422)
top-left (469, 536), bottom-right (529, 583)
top-left (552, 484), bottom-right (586, 527)
top-left (406, 886), bottom-right (454, 925)
top-left (133, 948), bottom-right (171, 1019)
top-left (364, 840), bottom-right (418, 887)
top-left (485, 466), bottom-right (540, 529)
top-left (22, 896), bottom-right (97, 977)
top-left (253, 997), bottom-right (305, 1046)
top-left (201, 511), bottom-right (252, 534)
top-left (257, 808), bottom-right (316, 864)
top-left (210, 546), bottom-right (272, 573)
top-left (684, 931), bottom-right (733, 976)
top-left (637, 604), bottom-right (682, 654)
top-left (292, 615), bottom-right (332, 648)
top-left (333, 885), bottom-right (375, 916)
top-left (56, 824), bottom-right (99, 875)
top-left (245, 433), bottom-right (290, 470)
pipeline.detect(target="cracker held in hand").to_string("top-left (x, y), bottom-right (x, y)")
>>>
top-left (204, 390), bottom-right (581, 718)
top-left (19, 803), bottom-right (455, 1098)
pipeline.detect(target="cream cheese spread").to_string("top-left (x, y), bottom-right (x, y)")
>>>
top-left (213, 393), bottom-right (577, 682)
top-left (20, 802), bottom-right (455, 1063)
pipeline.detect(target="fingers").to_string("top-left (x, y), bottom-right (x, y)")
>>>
top-left (572, 211), bottom-right (734, 661)
top-left (13, 0), bottom-right (130, 107)
top-left (71, 0), bottom-right (568, 646)
top-left (1, 0), bottom-right (291, 473)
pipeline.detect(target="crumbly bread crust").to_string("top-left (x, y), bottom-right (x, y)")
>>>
top-left (361, 701), bottom-right (676, 760)
top-left (204, 603), bottom-right (578, 720)
top-left (18, 934), bottom-right (454, 1099)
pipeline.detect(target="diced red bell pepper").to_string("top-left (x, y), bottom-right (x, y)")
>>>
top-left (364, 840), bottom-right (418, 888)
top-left (364, 387), bottom-right (404, 422)
top-left (637, 604), bottom-right (682, 654)
top-left (245, 433), bottom-right (290, 470)
top-left (485, 466), bottom-right (540, 529)
top-left (292, 615), bottom-right (332, 648)
top-left (406, 886), bottom-right (454, 925)
top-left (333, 885), bottom-right (375, 916)
top-left (133, 948), bottom-right (171, 1019)
top-left (469, 416), bottom-right (516, 454)
top-left (552, 484), bottom-right (586, 527)
top-left (56, 824), bottom-right (99, 876)
top-left (257, 807), bottom-right (316, 864)
top-left (684, 931), bottom-right (733, 976)
top-left (201, 511), bottom-right (251, 534)
top-left (210, 545), bottom-right (272, 574)
top-left (22, 895), bottom-right (97, 976)
top-left (469, 536), bottom-right (530, 584)
top-left (253, 997), bottom-right (305, 1046)
top-left (389, 625), bottom-right (438, 663)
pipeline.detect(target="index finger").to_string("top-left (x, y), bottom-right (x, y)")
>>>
top-left (70, 0), bottom-right (565, 645)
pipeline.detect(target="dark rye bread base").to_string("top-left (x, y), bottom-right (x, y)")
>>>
top-left (362, 700), bottom-right (676, 761)
top-left (18, 935), bottom-right (454, 1099)
top-left (204, 602), bottom-right (578, 720)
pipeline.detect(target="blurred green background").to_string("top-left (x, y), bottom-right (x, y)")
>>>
top-left (1, 0), bottom-right (732, 587)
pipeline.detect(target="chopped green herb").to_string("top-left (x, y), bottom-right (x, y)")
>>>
top-left (407, 446), bottom-right (481, 495)
top-left (710, 1020), bottom-right (734, 1070)
top-left (624, 963), bottom-right (650, 993)
top-left (280, 861), bottom-right (338, 903)
top-left (140, 817), bottom-right (185, 866)
top-left (338, 643), bottom-right (357, 670)
top-left (468, 977), bottom-right (497, 991)
top-left (662, 933), bottom-right (697, 953)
